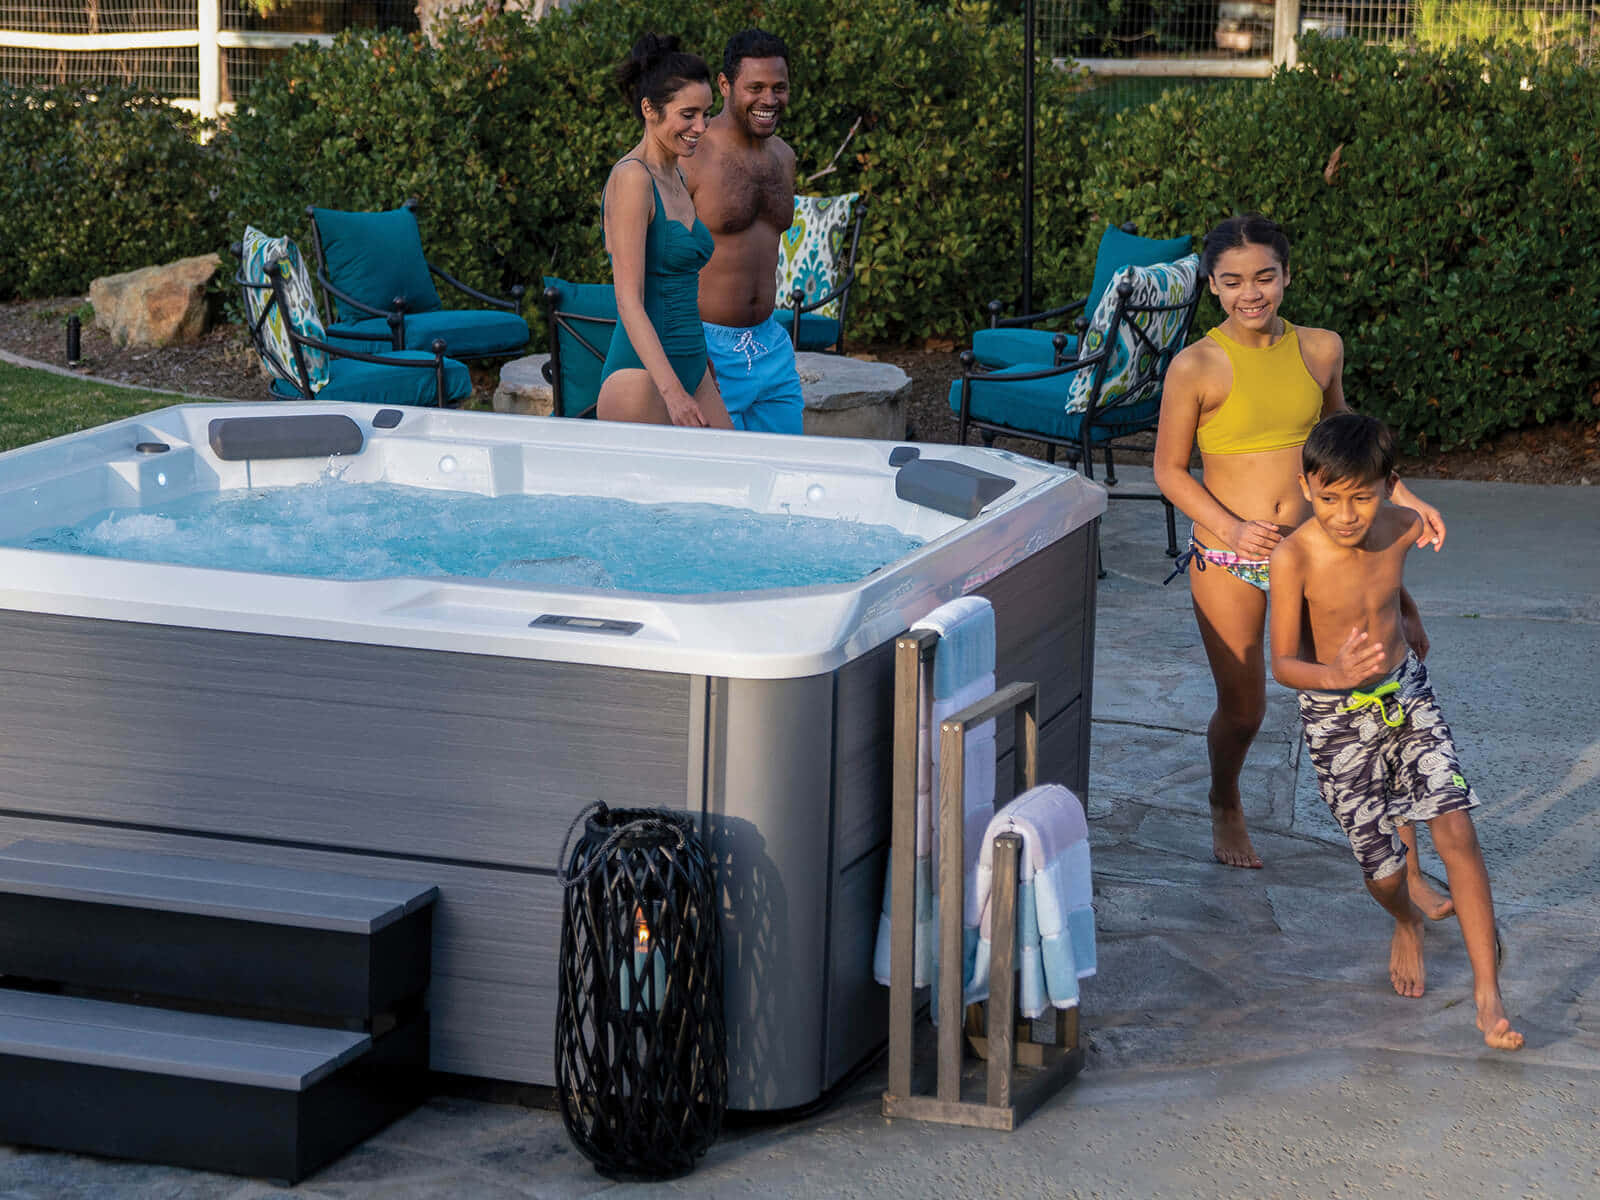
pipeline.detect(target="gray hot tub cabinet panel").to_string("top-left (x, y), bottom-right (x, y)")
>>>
top-left (0, 515), bottom-right (1099, 1103)
top-left (0, 610), bottom-right (691, 868)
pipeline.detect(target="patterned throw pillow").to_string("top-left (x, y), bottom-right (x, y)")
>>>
top-left (775, 193), bottom-right (860, 320)
top-left (240, 226), bottom-right (330, 393)
top-left (1064, 254), bottom-right (1199, 415)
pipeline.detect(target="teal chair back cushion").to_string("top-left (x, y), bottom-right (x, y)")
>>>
top-left (1085, 226), bottom-right (1192, 322)
top-left (312, 207), bottom-right (442, 321)
top-left (543, 276), bottom-right (618, 416)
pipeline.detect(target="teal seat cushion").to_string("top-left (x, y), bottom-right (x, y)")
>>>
top-left (773, 308), bottom-right (840, 352)
top-left (948, 367), bottom-right (1162, 444)
top-left (269, 351), bottom-right (472, 407)
top-left (1086, 226), bottom-right (1192, 319)
top-left (328, 309), bottom-right (530, 358)
top-left (971, 326), bottom-right (1076, 369)
top-left (543, 276), bottom-right (618, 416)
top-left (311, 207), bottom-right (443, 321)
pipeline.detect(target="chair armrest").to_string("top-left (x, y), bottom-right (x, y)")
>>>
top-left (990, 296), bottom-right (1087, 330)
top-left (958, 341), bottom-right (1112, 384)
top-left (788, 270), bottom-right (856, 317)
top-left (323, 325), bottom-right (393, 342)
top-left (426, 259), bottom-right (520, 312)
top-left (316, 271), bottom-right (394, 320)
top-left (289, 328), bottom-right (450, 370)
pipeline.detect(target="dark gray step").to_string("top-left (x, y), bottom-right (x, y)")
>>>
top-left (0, 988), bottom-right (369, 1088)
top-left (0, 987), bottom-right (427, 1183)
top-left (0, 839), bottom-right (437, 1022)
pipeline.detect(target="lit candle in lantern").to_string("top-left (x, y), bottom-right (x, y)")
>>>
top-left (620, 905), bottom-right (667, 1013)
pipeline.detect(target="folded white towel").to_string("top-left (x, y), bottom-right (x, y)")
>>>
top-left (966, 784), bottom-right (1096, 1017)
top-left (874, 597), bottom-right (997, 990)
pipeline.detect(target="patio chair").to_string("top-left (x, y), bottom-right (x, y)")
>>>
top-left (949, 254), bottom-right (1203, 562)
top-left (305, 199), bottom-right (530, 363)
top-left (775, 193), bottom-right (866, 354)
top-left (972, 223), bottom-right (1192, 371)
top-left (234, 228), bottom-right (474, 408)
top-left (539, 276), bottom-right (619, 419)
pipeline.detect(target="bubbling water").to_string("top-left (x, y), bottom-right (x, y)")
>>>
top-left (10, 480), bottom-right (925, 595)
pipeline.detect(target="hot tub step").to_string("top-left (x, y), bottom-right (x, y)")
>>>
top-left (0, 839), bottom-right (437, 1024)
top-left (0, 987), bottom-right (426, 1183)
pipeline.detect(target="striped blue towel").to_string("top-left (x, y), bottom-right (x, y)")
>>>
top-left (965, 784), bottom-right (1096, 1016)
top-left (874, 596), bottom-right (996, 990)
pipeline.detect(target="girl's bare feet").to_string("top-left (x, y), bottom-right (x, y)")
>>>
top-left (1389, 913), bottom-right (1426, 998)
top-left (1476, 992), bottom-right (1525, 1051)
top-left (1209, 790), bottom-right (1263, 869)
top-left (1407, 872), bottom-right (1455, 920)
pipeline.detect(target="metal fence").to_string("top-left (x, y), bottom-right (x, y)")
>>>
top-left (1047, 0), bottom-right (1600, 108)
top-left (0, 1), bottom-right (414, 115)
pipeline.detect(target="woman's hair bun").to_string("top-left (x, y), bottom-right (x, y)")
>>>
top-left (614, 32), bottom-right (709, 120)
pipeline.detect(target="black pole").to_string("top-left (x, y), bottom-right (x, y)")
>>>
top-left (1022, 0), bottom-right (1036, 315)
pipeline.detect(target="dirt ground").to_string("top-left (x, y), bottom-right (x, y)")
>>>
top-left (4, 297), bottom-right (1597, 485)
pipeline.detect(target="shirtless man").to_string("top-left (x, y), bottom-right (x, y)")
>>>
top-left (680, 29), bottom-right (804, 434)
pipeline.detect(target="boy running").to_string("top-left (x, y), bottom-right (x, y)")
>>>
top-left (1269, 412), bottom-right (1522, 1050)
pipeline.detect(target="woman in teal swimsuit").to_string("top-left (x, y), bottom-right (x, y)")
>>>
top-left (599, 35), bottom-right (732, 429)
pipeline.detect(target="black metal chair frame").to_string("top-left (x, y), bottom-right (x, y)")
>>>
top-left (539, 284), bottom-right (609, 419)
top-left (783, 196), bottom-right (868, 355)
top-left (981, 220), bottom-right (1139, 352)
top-left (953, 278), bottom-right (1203, 562)
top-left (233, 241), bottom-right (455, 407)
top-left (304, 198), bottom-right (527, 363)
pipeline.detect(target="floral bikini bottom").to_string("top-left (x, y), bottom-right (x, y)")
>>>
top-left (1163, 529), bottom-right (1271, 592)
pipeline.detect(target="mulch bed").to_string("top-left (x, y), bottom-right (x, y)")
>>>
top-left (4, 297), bottom-right (1596, 485)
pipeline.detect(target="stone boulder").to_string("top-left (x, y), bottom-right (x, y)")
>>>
top-left (89, 253), bottom-right (221, 349)
top-left (492, 354), bottom-right (556, 417)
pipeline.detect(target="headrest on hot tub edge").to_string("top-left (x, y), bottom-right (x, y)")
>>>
top-left (894, 456), bottom-right (1015, 520)
top-left (208, 414), bottom-right (365, 462)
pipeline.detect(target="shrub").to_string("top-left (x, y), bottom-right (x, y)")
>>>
top-left (1074, 35), bottom-right (1600, 450)
top-left (0, 86), bottom-right (229, 300)
top-left (221, 0), bottom-right (1093, 342)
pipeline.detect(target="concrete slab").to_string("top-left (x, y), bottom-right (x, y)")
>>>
top-left (2, 470), bottom-right (1595, 1197)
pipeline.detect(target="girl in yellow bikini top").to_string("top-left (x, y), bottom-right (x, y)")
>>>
top-left (1195, 321), bottom-right (1323, 455)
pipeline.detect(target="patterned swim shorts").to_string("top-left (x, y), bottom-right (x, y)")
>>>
top-left (1298, 651), bottom-right (1478, 880)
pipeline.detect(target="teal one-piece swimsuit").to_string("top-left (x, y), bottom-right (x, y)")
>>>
top-left (601, 164), bottom-right (715, 395)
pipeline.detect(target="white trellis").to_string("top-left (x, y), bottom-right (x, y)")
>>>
top-left (0, 1), bottom-right (337, 118)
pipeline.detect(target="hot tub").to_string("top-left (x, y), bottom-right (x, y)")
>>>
top-left (0, 402), bottom-right (1104, 1111)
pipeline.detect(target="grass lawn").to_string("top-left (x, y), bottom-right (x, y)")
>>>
top-left (0, 362), bottom-right (205, 454)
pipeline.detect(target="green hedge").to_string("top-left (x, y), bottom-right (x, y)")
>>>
top-left (223, 0), bottom-right (1088, 344)
top-left (1075, 35), bottom-right (1600, 450)
top-left (0, 85), bottom-right (229, 301)
top-left (1, 15), bottom-right (1597, 449)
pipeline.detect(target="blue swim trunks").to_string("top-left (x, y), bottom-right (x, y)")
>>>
top-left (704, 314), bottom-right (804, 435)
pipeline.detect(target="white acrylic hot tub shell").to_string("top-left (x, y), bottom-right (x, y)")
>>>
top-left (0, 403), bottom-right (1104, 679)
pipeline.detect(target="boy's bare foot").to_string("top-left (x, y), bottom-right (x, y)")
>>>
top-left (1407, 873), bottom-right (1455, 920)
top-left (1389, 914), bottom-right (1426, 998)
top-left (1476, 993), bottom-right (1524, 1051)
top-left (1209, 792), bottom-right (1263, 869)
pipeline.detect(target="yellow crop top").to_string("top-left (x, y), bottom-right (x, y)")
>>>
top-left (1194, 321), bottom-right (1324, 455)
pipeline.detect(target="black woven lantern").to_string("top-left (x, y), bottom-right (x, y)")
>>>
top-left (555, 804), bottom-right (727, 1180)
